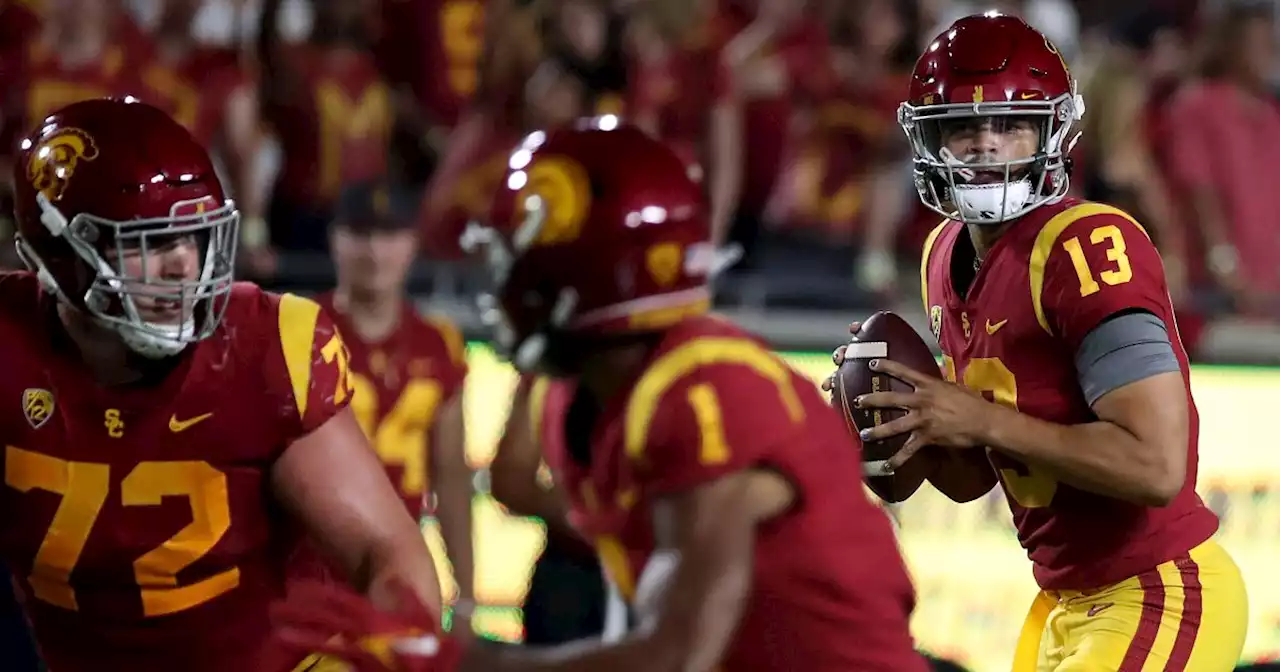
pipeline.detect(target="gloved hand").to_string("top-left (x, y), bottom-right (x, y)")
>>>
top-left (269, 579), bottom-right (464, 672)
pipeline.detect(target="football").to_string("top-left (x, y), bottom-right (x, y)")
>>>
top-left (831, 311), bottom-right (941, 502)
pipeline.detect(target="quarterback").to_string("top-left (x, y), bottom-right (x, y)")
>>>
top-left (271, 123), bottom-right (926, 671)
top-left (0, 98), bottom-right (441, 671)
top-left (830, 14), bottom-right (1248, 671)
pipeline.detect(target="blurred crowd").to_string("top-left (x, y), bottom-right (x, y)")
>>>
top-left (1, 0), bottom-right (1279, 355)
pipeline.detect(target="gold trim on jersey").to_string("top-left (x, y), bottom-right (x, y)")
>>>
top-left (1028, 203), bottom-right (1148, 336)
top-left (919, 219), bottom-right (951, 316)
top-left (623, 338), bottom-right (804, 463)
top-left (277, 293), bottom-right (324, 420)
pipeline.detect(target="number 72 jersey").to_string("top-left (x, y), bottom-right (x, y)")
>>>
top-left (0, 276), bottom-right (355, 672)
top-left (919, 198), bottom-right (1218, 591)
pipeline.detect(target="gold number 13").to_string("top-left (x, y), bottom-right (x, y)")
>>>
top-left (941, 356), bottom-right (1058, 508)
top-left (1063, 224), bottom-right (1133, 297)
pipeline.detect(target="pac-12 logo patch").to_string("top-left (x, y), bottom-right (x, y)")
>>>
top-left (22, 388), bottom-right (54, 430)
top-left (929, 305), bottom-right (943, 340)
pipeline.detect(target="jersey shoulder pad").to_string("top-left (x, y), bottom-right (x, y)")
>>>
top-left (1027, 202), bottom-right (1166, 348)
top-left (918, 219), bottom-right (954, 314)
top-left (623, 335), bottom-right (809, 494)
top-left (263, 291), bottom-right (355, 437)
top-left (413, 310), bottom-right (468, 388)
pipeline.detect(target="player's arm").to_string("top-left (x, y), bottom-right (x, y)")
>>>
top-left (431, 381), bottom-right (475, 610)
top-left (489, 377), bottom-right (583, 547)
top-left (982, 210), bottom-right (1188, 505)
top-left (267, 294), bottom-right (443, 614)
top-left (474, 356), bottom-right (797, 672)
top-left (708, 56), bottom-right (743, 248)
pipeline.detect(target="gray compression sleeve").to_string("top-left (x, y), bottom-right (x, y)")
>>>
top-left (1075, 311), bottom-right (1181, 406)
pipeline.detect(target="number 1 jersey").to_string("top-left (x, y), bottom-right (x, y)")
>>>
top-left (919, 198), bottom-right (1219, 590)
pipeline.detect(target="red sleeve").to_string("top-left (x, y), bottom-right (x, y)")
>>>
top-left (629, 353), bottom-right (806, 495)
top-left (262, 292), bottom-right (356, 442)
top-left (1034, 207), bottom-right (1171, 352)
top-left (781, 22), bottom-right (836, 101)
top-left (1163, 88), bottom-right (1217, 191)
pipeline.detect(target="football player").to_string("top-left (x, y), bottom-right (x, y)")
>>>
top-left (270, 122), bottom-right (927, 670)
top-left (318, 180), bottom-right (475, 631)
top-left (827, 14), bottom-right (1248, 671)
top-left (0, 98), bottom-right (442, 672)
top-left (489, 374), bottom-right (606, 645)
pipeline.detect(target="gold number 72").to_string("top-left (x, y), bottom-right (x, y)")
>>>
top-left (4, 447), bottom-right (239, 617)
top-left (1062, 224), bottom-right (1133, 297)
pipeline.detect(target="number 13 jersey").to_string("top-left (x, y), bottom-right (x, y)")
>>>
top-left (919, 198), bottom-right (1219, 591)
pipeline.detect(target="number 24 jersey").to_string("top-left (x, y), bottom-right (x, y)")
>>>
top-left (920, 199), bottom-right (1219, 590)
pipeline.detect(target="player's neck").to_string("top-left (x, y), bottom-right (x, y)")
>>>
top-left (965, 220), bottom-right (1016, 265)
top-left (577, 344), bottom-right (652, 403)
top-left (332, 288), bottom-right (402, 343)
top-left (55, 303), bottom-right (148, 386)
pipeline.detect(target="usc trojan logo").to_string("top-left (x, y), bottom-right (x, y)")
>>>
top-left (514, 157), bottom-right (591, 247)
top-left (22, 388), bottom-right (54, 430)
top-left (645, 243), bottom-right (682, 288)
top-left (27, 128), bottom-right (99, 202)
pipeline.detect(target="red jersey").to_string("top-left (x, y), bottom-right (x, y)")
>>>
top-left (628, 37), bottom-right (732, 170)
top-left (919, 199), bottom-right (1219, 590)
top-left (316, 294), bottom-right (468, 516)
top-left (539, 316), bottom-right (923, 671)
top-left (770, 73), bottom-right (908, 239)
top-left (0, 273), bottom-right (353, 671)
top-left (419, 109), bottom-right (522, 258)
top-left (377, 0), bottom-right (485, 129)
top-left (726, 16), bottom-right (837, 215)
top-left (267, 48), bottom-right (392, 208)
top-left (140, 47), bottom-right (248, 148)
top-left (1, 41), bottom-right (148, 158)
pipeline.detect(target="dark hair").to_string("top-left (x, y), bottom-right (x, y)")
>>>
top-left (1200, 2), bottom-right (1274, 79)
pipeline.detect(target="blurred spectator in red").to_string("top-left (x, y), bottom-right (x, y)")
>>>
top-left (721, 0), bottom-right (837, 270)
top-left (539, 0), bottom-right (630, 115)
top-left (766, 0), bottom-right (919, 296)
top-left (0, 0), bottom-right (152, 265)
top-left (418, 0), bottom-right (540, 259)
top-left (258, 0), bottom-right (392, 253)
top-left (142, 0), bottom-right (274, 277)
top-left (1079, 9), bottom-right (1189, 302)
top-left (376, 0), bottom-right (487, 186)
top-left (0, 0), bottom-right (151, 154)
top-left (626, 0), bottom-right (742, 245)
top-left (1164, 3), bottom-right (1280, 317)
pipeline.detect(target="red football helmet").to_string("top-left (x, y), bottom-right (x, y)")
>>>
top-left (899, 12), bottom-right (1084, 224)
top-left (12, 98), bottom-right (238, 358)
top-left (462, 119), bottom-right (714, 373)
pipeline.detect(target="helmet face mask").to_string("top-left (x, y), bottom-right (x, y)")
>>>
top-left (12, 98), bottom-right (241, 359)
top-left (900, 13), bottom-right (1085, 225)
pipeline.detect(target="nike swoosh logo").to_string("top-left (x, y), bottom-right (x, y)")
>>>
top-left (169, 412), bottom-right (213, 432)
top-left (1086, 602), bottom-right (1114, 617)
top-left (1020, 92), bottom-right (1040, 99)
top-left (986, 319), bottom-right (1009, 335)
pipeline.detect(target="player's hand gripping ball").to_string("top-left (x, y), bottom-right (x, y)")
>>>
top-left (824, 311), bottom-right (940, 502)
top-left (267, 579), bottom-right (463, 672)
